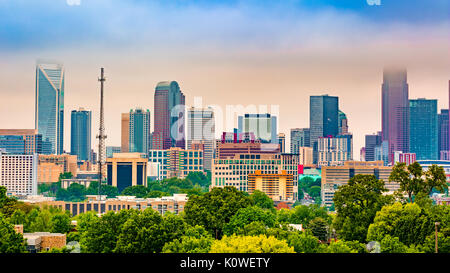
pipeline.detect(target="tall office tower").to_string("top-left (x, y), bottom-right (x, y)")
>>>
top-left (382, 68), bottom-right (409, 163)
top-left (278, 133), bottom-right (285, 153)
top-left (127, 108), bottom-right (151, 155)
top-left (70, 108), bottom-right (92, 161)
top-left (237, 114), bottom-right (277, 143)
top-left (438, 109), bottom-right (449, 159)
top-left (290, 128), bottom-right (310, 154)
top-left (364, 132), bottom-right (382, 162)
top-left (409, 99), bottom-right (438, 160)
top-left (35, 61), bottom-right (65, 155)
top-left (187, 107), bottom-right (215, 171)
top-left (310, 95), bottom-right (339, 163)
top-left (121, 113), bottom-right (130, 152)
top-left (152, 81), bottom-right (185, 150)
top-left (0, 129), bottom-right (42, 155)
top-left (338, 110), bottom-right (349, 135)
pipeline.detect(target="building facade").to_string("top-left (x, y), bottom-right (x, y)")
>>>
top-left (393, 151), bottom-right (416, 165)
top-left (0, 152), bottom-right (38, 196)
top-left (0, 129), bottom-right (42, 155)
top-left (148, 147), bottom-right (204, 180)
top-left (290, 128), bottom-right (310, 154)
top-left (317, 135), bottom-right (353, 167)
top-left (409, 99), bottom-right (438, 160)
top-left (106, 146), bottom-right (121, 158)
top-left (187, 107), bottom-right (215, 171)
top-left (129, 108), bottom-right (151, 155)
top-left (248, 170), bottom-right (294, 202)
top-left (338, 110), bottom-right (349, 135)
top-left (278, 133), bottom-right (286, 153)
top-left (438, 109), bottom-right (449, 160)
top-left (35, 61), bottom-right (65, 155)
top-left (106, 153), bottom-right (148, 192)
top-left (215, 141), bottom-right (280, 159)
top-left (364, 132), bottom-right (382, 162)
top-left (37, 154), bottom-right (78, 183)
top-left (70, 108), bottom-right (91, 161)
top-left (238, 114), bottom-right (277, 143)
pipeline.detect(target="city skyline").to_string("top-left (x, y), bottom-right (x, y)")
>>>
top-left (0, 0), bottom-right (449, 159)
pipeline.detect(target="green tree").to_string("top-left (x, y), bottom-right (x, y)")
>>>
top-left (121, 185), bottom-right (149, 198)
top-left (249, 190), bottom-right (274, 210)
top-left (290, 204), bottom-right (331, 225)
top-left (0, 214), bottom-right (27, 253)
top-left (307, 217), bottom-right (328, 242)
top-left (223, 206), bottom-right (276, 236)
top-left (184, 186), bottom-right (252, 239)
top-left (209, 234), bottom-right (295, 253)
top-left (51, 212), bottom-right (72, 234)
top-left (162, 225), bottom-right (213, 253)
top-left (287, 231), bottom-right (324, 253)
top-left (325, 240), bottom-right (358, 253)
top-left (308, 186), bottom-right (321, 199)
top-left (87, 181), bottom-right (119, 198)
top-left (333, 174), bottom-right (393, 242)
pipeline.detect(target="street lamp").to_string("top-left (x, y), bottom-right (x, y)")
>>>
top-left (435, 222), bottom-right (440, 253)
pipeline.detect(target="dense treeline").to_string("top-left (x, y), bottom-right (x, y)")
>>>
top-left (1, 162), bottom-right (450, 253)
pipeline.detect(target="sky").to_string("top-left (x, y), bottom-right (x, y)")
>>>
top-left (0, 0), bottom-right (449, 158)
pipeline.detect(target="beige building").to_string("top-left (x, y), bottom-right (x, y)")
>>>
top-left (38, 154), bottom-right (77, 183)
top-left (298, 147), bottom-right (313, 166)
top-left (106, 153), bottom-right (147, 192)
top-left (248, 170), bottom-right (294, 202)
top-left (321, 161), bottom-right (400, 207)
top-left (121, 113), bottom-right (130, 152)
top-left (23, 232), bottom-right (66, 253)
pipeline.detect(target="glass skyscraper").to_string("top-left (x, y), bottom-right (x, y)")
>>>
top-left (364, 132), bottom-right (382, 162)
top-left (409, 99), bottom-right (438, 160)
top-left (71, 108), bottom-right (92, 161)
top-left (382, 68), bottom-right (409, 163)
top-left (438, 109), bottom-right (449, 159)
top-left (290, 128), bottom-right (310, 154)
top-left (35, 61), bottom-right (65, 154)
top-left (129, 108), bottom-right (151, 155)
top-left (309, 95), bottom-right (339, 163)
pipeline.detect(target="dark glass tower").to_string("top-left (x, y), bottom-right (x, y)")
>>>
top-left (438, 109), bottom-right (449, 159)
top-left (309, 95), bottom-right (339, 163)
top-left (71, 108), bottom-right (91, 161)
top-left (409, 99), bottom-right (438, 160)
top-left (35, 61), bottom-right (64, 154)
top-left (129, 108), bottom-right (151, 154)
top-left (364, 132), bottom-right (382, 162)
top-left (381, 68), bottom-right (409, 163)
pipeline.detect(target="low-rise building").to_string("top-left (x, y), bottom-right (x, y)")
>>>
top-left (23, 232), bottom-right (66, 253)
top-left (38, 154), bottom-right (78, 183)
top-left (106, 152), bottom-right (147, 192)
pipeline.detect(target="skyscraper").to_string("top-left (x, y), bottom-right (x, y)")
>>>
top-left (187, 107), bottom-right (215, 171)
top-left (70, 108), bottom-right (92, 161)
top-left (128, 108), bottom-right (151, 155)
top-left (152, 81), bottom-right (185, 150)
top-left (338, 110), bottom-right (349, 135)
top-left (439, 109), bottom-right (449, 159)
top-left (121, 113), bottom-right (130, 152)
top-left (309, 95), bottom-right (339, 163)
top-left (35, 61), bottom-right (65, 154)
top-left (290, 128), bottom-right (310, 154)
top-left (364, 132), bottom-right (382, 162)
top-left (237, 114), bottom-right (277, 143)
top-left (278, 133), bottom-right (285, 153)
top-left (382, 68), bottom-right (409, 163)
top-left (409, 99), bottom-right (438, 160)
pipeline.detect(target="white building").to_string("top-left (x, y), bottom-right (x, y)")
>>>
top-left (318, 135), bottom-right (353, 167)
top-left (0, 152), bottom-right (38, 196)
top-left (187, 107), bottom-right (215, 171)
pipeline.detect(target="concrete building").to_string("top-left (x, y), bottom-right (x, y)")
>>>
top-left (121, 113), bottom-right (130, 152)
top-left (298, 147), bottom-right (314, 166)
top-left (321, 161), bottom-right (399, 207)
top-left (148, 147), bottom-right (203, 180)
top-left (187, 107), bottom-right (215, 171)
top-left (317, 135), bottom-right (353, 167)
top-left (106, 153), bottom-right (148, 192)
top-left (248, 170), bottom-right (294, 202)
top-left (0, 129), bottom-right (42, 155)
top-left (393, 151), bottom-right (416, 166)
top-left (215, 140), bottom-right (279, 159)
top-left (37, 154), bottom-right (78, 183)
top-left (23, 232), bottom-right (66, 253)
top-left (211, 153), bottom-right (299, 197)
top-left (0, 152), bottom-right (38, 196)
top-left (364, 132), bottom-right (382, 162)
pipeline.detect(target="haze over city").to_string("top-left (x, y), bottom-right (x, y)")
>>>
top-left (1, 0), bottom-right (449, 158)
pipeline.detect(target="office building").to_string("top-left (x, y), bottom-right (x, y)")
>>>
top-left (248, 170), bottom-right (294, 202)
top-left (121, 113), bottom-right (130, 152)
top-left (321, 161), bottom-right (400, 207)
top-left (238, 114), bottom-right (277, 143)
top-left (129, 108), bottom-right (151, 154)
top-left (317, 135), bottom-right (353, 167)
top-left (106, 146), bottom-right (121, 158)
top-left (393, 151), bottom-right (416, 165)
top-left (152, 81), bottom-right (185, 150)
top-left (290, 128), bottom-right (310, 154)
top-left (409, 99), bottom-right (438, 160)
top-left (310, 95), bottom-right (339, 163)
top-left (215, 140), bottom-right (279, 159)
top-left (438, 109), bottom-right (449, 160)
top-left (375, 140), bottom-right (389, 166)
top-left (0, 152), bottom-right (38, 196)
top-left (364, 132), bottom-right (382, 162)
top-left (298, 147), bottom-right (314, 166)
top-left (187, 107), bottom-right (215, 171)
top-left (37, 154), bottom-right (78, 183)
top-left (0, 129), bottom-right (42, 155)
top-left (106, 153), bottom-right (148, 192)
top-left (35, 61), bottom-right (65, 154)
top-left (278, 133), bottom-right (286, 153)
top-left (338, 110), bottom-right (349, 135)
top-left (70, 108), bottom-right (91, 161)
top-left (149, 147), bottom-right (204, 180)
top-left (382, 68), bottom-right (409, 163)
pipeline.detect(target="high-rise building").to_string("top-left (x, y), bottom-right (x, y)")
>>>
top-left (278, 133), bottom-right (285, 153)
top-left (187, 107), bottom-right (215, 171)
top-left (0, 129), bottom-right (42, 155)
top-left (409, 99), bottom-right (438, 160)
top-left (382, 68), bottom-right (409, 163)
top-left (128, 108), bottom-right (151, 155)
top-left (148, 148), bottom-right (203, 180)
top-left (152, 81), bottom-right (185, 150)
top-left (70, 108), bottom-right (91, 161)
top-left (0, 152), bottom-right (38, 196)
top-left (238, 114), bottom-right (277, 143)
top-left (290, 128), bottom-right (310, 154)
top-left (215, 141), bottom-right (279, 159)
top-left (106, 153), bottom-right (148, 192)
top-left (317, 134), bottom-right (353, 167)
top-left (438, 109), bottom-right (449, 160)
top-left (364, 132), bottom-right (382, 162)
top-left (106, 146), bottom-right (121, 158)
top-left (121, 113), bottom-right (130, 152)
top-left (35, 61), bottom-right (65, 155)
top-left (338, 110), bottom-right (349, 135)
top-left (310, 95), bottom-right (339, 163)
